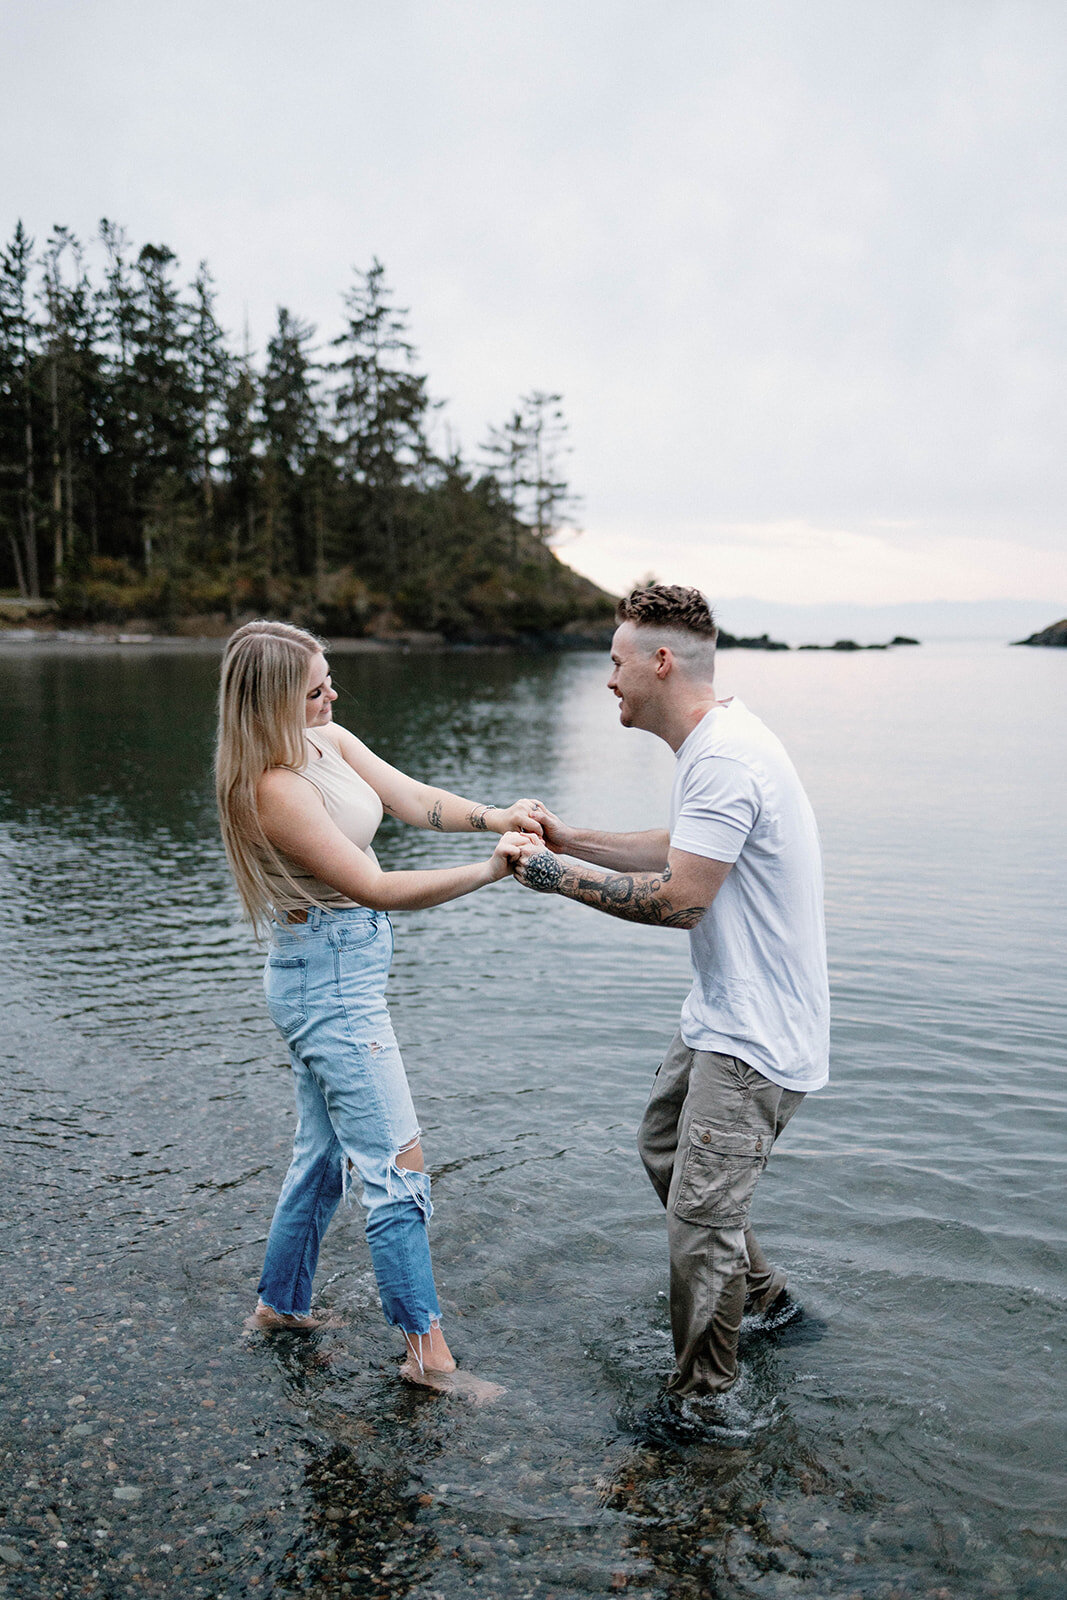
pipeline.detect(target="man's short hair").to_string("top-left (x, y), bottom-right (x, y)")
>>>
top-left (616, 584), bottom-right (718, 640)
top-left (615, 585), bottom-right (718, 680)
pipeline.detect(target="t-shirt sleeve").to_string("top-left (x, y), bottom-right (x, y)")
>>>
top-left (670, 756), bottom-right (760, 864)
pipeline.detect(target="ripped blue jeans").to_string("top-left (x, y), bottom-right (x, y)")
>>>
top-left (258, 905), bottom-right (441, 1337)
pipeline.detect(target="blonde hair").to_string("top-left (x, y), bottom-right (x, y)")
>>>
top-left (215, 619), bottom-right (328, 932)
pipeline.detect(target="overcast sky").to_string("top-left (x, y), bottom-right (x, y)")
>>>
top-left (3, 0), bottom-right (1065, 612)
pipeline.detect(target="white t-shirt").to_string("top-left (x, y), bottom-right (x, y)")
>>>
top-left (670, 699), bottom-right (829, 1091)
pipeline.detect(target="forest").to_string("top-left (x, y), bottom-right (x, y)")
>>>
top-left (0, 221), bottom-right (614, 639)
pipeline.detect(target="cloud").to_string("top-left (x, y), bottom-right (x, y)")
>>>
top-left (569, 517), bottom-right (1067, 606)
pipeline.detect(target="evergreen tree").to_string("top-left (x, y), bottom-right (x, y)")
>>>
top-left (187, 262), bottom-right (231, 539)
top-left (219, 338), bottom-right (261, 576)
top-left (0, 222), bottom-right (42, 597)
top-left (331, 259), bottom-right (435, 585)
top-left (97, 220), bottom-right (143, 566)
top-left (481, 390), bottom-right (580, 547)
top-left (40, 228), bottom-right (106, 580)
top-left (129, 242), bottom-right (198, 573)
top-left (262, 308), bottom-right (323, 577)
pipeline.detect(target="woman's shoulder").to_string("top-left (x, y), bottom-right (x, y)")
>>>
top-left (257, 762), bottom-right (322, 810)
top-left (318, 721), bottom-right (375, 765)
top-left (310, 723), bottom-right (346, 753)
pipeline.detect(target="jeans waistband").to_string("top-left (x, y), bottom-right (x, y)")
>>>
top-left (272, 904), bottom-right (385, 932)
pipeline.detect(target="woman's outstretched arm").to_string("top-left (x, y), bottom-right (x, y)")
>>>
top-left (257, 767), bottom-right (526, 911)
top-left (325, 724), bottom-right (542, 837)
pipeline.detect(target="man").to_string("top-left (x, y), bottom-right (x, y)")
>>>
top-left (514, 584), bottom-right (829, 1398)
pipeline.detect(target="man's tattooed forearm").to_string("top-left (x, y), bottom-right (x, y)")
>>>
top-left (516, 852), bottom-right (701, 926)
top-left (427, 800), bottom-right (444, 831)
top-left (565, 862), bottom-right (704, 928)
top-left (467, 804), bottom-right (494, 831)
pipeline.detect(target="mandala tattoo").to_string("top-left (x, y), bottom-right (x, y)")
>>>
top-left (520, 850), bottom-right (566, 892)
top-left (427, 800), bottom-right (444, 831)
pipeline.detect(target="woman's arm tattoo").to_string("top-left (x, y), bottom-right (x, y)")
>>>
top-left (427, 800), bottom-right (444, 831)
top-left (467, 803), bottom-right (494, 831)
top-left (518, 852), bottom-right (704, 928)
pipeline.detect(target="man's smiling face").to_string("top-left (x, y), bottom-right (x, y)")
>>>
top-left (607, 622), bottom-right (660, 731)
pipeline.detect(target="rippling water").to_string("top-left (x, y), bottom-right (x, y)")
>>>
top-left (0, 638), bottom-right (1064, 1599)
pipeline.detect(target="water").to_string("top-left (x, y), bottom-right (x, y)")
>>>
top-left (0, 638), bottom-right (1064, 1599)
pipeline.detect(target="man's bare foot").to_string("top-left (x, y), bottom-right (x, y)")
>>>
top-left (398, 1361), bottom-right (506, 1404)
top-left (244, 1301), bottom-right (344, 1334)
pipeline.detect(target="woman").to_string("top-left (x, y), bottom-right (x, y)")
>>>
top-left (215, 620), bottom-right (536, 1396)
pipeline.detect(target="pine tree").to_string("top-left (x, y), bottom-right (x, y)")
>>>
top-left (98, 220), bottom-right (143, 567)
top-left (481, 390), bottom-right (580, 549)
top-left (219, 338), bottom-right (261, 577)
top-left (129, 243), bottom-right (198, 574)
top-left (0, 222), bottom-right (42, 597)
top-left (331, 259), bottom-right (435, 585)
top-left (187, 263), bottom-right (231, 540)
top-left (39, 228), bottom-right (106, 581)
top-left (262, 307), bottom-right (324, 577)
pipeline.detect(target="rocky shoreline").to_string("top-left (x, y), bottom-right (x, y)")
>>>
top-left (0, 602), bottom-right (926, 655)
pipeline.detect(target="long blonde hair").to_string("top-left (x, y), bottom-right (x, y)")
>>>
top-left (215, 619), bottom-right (327, 932)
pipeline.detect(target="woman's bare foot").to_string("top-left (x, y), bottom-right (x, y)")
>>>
top-left (398, 1323), bottom-right (505, 1404)
top-left (399, 1364), bottom-right (506, 1404)
top-left (244, 1301), bottom-right (344, 1334)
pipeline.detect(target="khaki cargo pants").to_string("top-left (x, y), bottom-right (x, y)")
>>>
top-left (637, 1031), bottom-right (805, 1396)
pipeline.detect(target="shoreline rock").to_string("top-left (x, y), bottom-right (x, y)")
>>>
top-left (1012, 618), bottom-right (1067, 648)
top-left (796, 636), bottom-right (921, 652)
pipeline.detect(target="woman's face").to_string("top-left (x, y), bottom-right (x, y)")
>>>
top-left (304, 652), bottom-right (338, 727)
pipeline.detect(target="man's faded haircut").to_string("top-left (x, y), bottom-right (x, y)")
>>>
top-left (616, 584), bottom-right (718, 678)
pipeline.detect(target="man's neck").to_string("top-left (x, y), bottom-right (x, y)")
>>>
top-left (660, 690), bottom-right (727, 753)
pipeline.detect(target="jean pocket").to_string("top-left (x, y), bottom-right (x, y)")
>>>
top-left (264, 956), bottom-right (308, 1036)
top-left (335, 919), bottom-right (380, 953)
top-left (673, 1121), bottom-right (766, 1227)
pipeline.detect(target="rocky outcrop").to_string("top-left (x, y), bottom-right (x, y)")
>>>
top-left (1013, 618), bottom-right (1067, 647)
top-left (797, 637), bottom-right (920, 651)
top-left (717, 629), bottom-right (790, 651)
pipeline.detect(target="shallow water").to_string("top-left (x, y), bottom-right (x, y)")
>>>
top-left (0, 638), bottom-right (1064, 1600)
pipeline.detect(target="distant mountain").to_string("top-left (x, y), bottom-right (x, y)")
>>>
top-left (711, 598), bottom-right (1067, 645)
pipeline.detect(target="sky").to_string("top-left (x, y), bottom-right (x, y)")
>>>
top-left (3, 0), bottom-right (1065, 623)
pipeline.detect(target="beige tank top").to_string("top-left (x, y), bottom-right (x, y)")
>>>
top-left (261, 728), bottom-right (384, 910)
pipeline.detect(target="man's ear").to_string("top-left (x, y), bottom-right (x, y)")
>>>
top-left (655, 647), bottom-right (673, 678)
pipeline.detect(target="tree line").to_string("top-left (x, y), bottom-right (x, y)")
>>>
top-left (0, 221), bottom-right (606, 636)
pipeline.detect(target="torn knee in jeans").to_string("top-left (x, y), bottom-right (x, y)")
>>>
top-left (394, 1135), bottom-right (425, 1173)
top-left (390, 1147), bottom-right (433, 1219)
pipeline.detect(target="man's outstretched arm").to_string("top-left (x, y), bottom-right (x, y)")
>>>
top-left (514, 841), bottom-right (731, 929)
top-left (529, 802), bottom-right (669, 872)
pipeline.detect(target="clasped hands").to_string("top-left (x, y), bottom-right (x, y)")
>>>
top-left (488, 799), bottom-right (565, 891)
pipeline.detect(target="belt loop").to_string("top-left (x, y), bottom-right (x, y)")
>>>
top-left (308, 906), bottom-right (322, 930)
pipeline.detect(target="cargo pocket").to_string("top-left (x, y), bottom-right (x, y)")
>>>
top-left (673, 1120), bottom-right (766, 1227)
top-left (264, 956), bottom-right (308, 1036)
